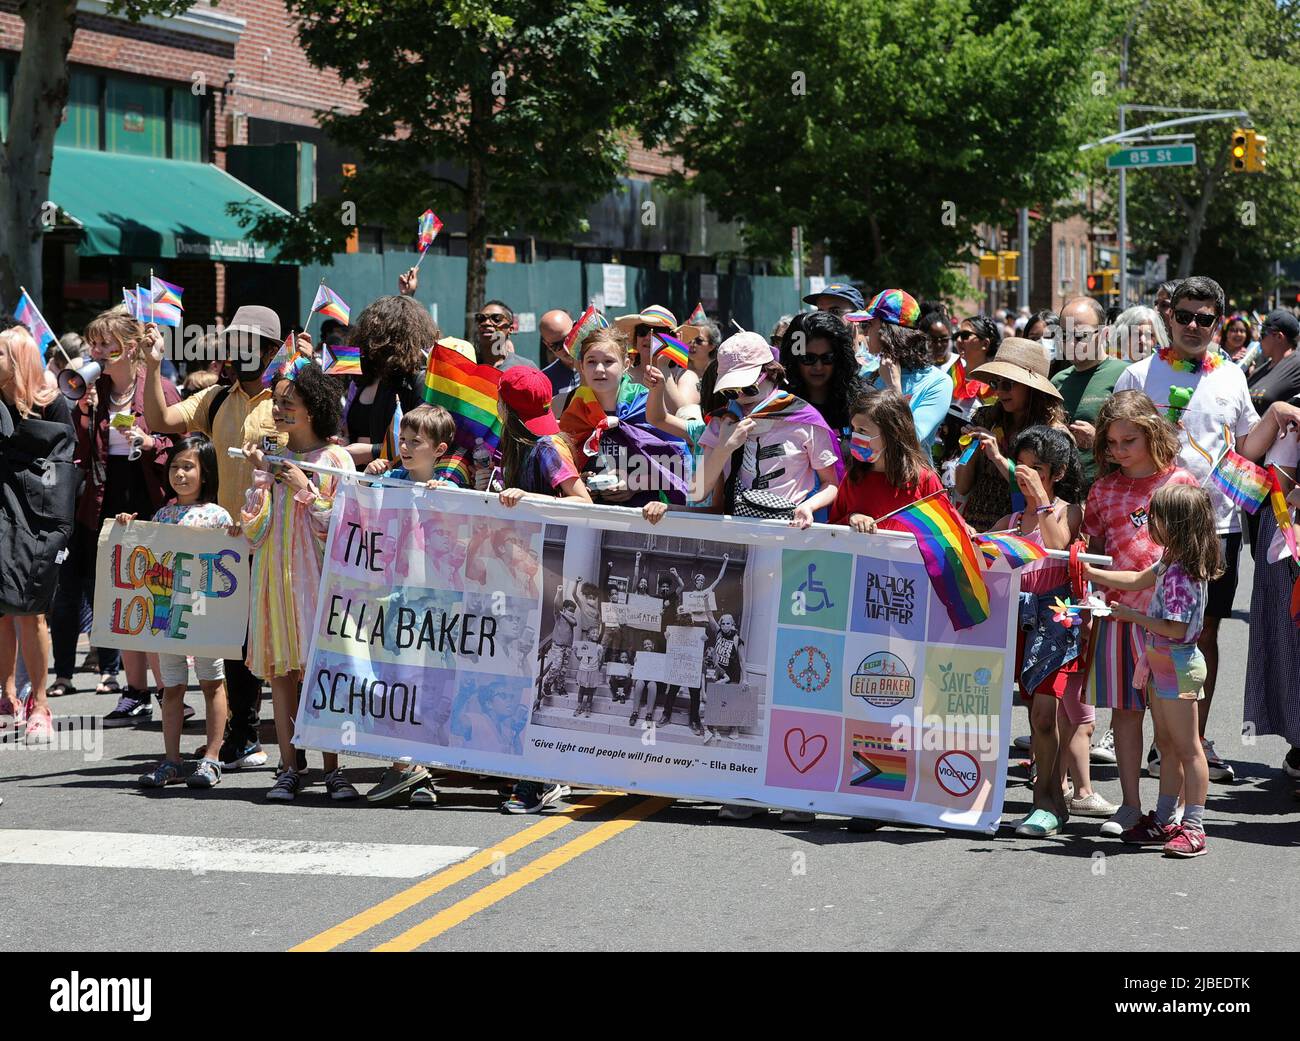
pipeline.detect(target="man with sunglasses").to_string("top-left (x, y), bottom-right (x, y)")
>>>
top-left (538, 309), bottom-right (579, 415)
top-left (802, 282), bottom-right (865, 319)
top-left (475, 300), bottom-right (533, 371)
top-left (1051, 296), bottom-right (1127, 489)
top-left (1115, 276), bottom-right (1300, 781)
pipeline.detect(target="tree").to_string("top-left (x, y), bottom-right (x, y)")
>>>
top-left (237, 0), bottom-right (722, 338)
top-left (1117, 0), bottom-right (1300, 300)
top-left (671, 0), bottom-right (1125, 299)
top-left (0, 1), bottom-right (192, 310)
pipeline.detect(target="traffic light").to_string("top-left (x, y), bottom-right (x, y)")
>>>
top-left (1087, 271), bottom-right (1102, 293)
top-left (1230, 129), bottom-right (1248, 172)
top-left (979, 253), bottom-right (1000, 279)
top-left (1086, 270), bottom-right (1118, 295)
top-left (1247, 132), bottom-right (1267, 173)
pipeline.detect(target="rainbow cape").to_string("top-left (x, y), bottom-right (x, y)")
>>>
top-left (563, 304), bottom-right (609, 353)
top-left (311, 284), bottom-right (350, 325)
top-left (652, 331), bottom-right (690, 369)
top-left (422, 344), bottom-right (502, 485)
top-left (889, 493), bottom-right (990, 630)
top-left (417, 209), bottom-right (442, 252)
top-left (1210, 449), bottom-right (1270, 514)
top-left (973, 532), bottom-right (1049, 569)
top-left (14, 290), bottom-right (56, 351)
top-left (1269, 465), bottom-right (1299, 562)
top-left (321, 343), bottom-right (362, 376)
top-left (150, 276), bottom-right (184, 309)
top-left (559, 376), bottom-right (688, 505)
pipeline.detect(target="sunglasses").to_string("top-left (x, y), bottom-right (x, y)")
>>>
top-left (954, 330), bottom-right (980, 342)
top-left (987, 377), bottom-right (1023, 392)
top-left (721, 385), bottom-right (761, 400)
top-left (928, 335), bottom-right (952, 345)
top-left (542, 338), bottom-right (568, 354)
top-left (475, 312), bottom-right (511, 326)
top-left (797, 352), bottom-right (835, 368)
top-left (634, 324), bottom-right (653, 339)
top-left (1172, 308), bottom-right (1217, 329)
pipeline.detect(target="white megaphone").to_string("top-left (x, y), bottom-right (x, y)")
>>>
top-left (59, 360), bottom-right (101, 401)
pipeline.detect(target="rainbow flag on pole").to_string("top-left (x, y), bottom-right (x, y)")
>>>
top-left (563, 304), bottom-right (609, 354)
top-left (311, 284), bottom-right (350, 325)
top-left (1210, 449), bottom-right (1271, 514)
top-left (383, 398), bottom-right (404, 462)
top-left (417, 209), bottom-right (442, 252)
top-left (150, 276), bottom-right (184, 309)
top-left (422, 344), bottom-right (503, 483)
top-left (1269, 465), bottom-right (1299, 562)
top-left (889, 493), bottom-right (990, 630)
top-left (14, 289), bottom-right (56, 352)
top-left (134, 286), bottom-right (181, 327)
top-left (973, 532), bottom-right (1049, 569)
top-left (652, 331), bottom-right (690, 369)
top-left (321, 343), bottom-right (362, 376)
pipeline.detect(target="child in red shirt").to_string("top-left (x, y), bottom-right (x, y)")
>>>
top-left (831, 389), bottom-right (943, 532)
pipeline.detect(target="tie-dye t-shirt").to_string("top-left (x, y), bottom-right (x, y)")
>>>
top-left (519, 435), bottom-right (580, 495)
top-left (1148, 561), bottom-right (1208, 649)
top-left (151, 501), bottom-right (233, 528)
top-left (1082, 466), bottom-right (1199, 610)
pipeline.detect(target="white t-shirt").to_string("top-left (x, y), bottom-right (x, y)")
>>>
top-left (699, 415), bottom-right (840, 503)
top-left (107, 405), bottom-right (132, 456)
top-left (1114, 352), bottom-right (1258, 533)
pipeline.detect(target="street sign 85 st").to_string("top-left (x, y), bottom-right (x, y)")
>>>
top-left (1105, 144), bottom-right (1197, 169)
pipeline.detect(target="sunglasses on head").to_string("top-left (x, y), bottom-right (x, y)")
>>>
top-left (797, 351), bottom-right (835, 368)
top-left (721, 385), bottom-right (760, 399)
top-left (1173, 308), bottom-right (1217, 329)
top-left (475, 312), bottom-right (511, 325)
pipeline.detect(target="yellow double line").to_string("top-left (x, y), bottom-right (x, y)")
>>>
top-left (292, 793), bottom-right (670, 952)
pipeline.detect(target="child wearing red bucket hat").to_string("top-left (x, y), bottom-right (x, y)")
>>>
top-left (496, 366), bottom-right (593, 509)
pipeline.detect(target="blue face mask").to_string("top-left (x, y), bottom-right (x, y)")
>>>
top-left (849, 431), bottom-right (878, 464)
top-left (725, 399), bottom-right (744, 420)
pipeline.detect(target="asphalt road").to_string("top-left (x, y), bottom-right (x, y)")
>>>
top-left (2, 555), bottom-right (1295, 952)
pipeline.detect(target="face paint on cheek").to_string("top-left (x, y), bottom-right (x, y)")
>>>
top-left (849, 431), bottom-right (878, 464)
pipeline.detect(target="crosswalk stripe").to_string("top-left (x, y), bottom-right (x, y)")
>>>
top-left (0, 830), bottom-right (477, 878)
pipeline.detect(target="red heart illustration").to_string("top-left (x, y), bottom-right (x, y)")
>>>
top-left (784, 728), bottom-right (828, 774)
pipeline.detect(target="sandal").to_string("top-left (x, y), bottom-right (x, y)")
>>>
top-left (1015, 808), bottom-right (1062, 837)
top-left (48, 680), bottom-right (77, 698)
top-left (96, 674), bottom-right (121, 696)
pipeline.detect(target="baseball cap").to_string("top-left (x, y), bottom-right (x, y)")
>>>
top-left (849, 288), bottom-right (921, 328)
top-left (801, 283), bottom-right (865, 310)
top-left (498, 365), bottom-right (560, 436)
top-left (1261, 309), bottom-right (1300, 341)
top-left (713, 331), bottom-right (774, 392)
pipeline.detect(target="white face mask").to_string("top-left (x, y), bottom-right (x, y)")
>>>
top-left (1040, 337), bottom-right (1056, 360)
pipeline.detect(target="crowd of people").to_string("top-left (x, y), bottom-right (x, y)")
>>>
top-left (1, 269), bottom-right (1298, 860)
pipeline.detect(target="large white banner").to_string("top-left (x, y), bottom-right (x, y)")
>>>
top-left (295, 483), bottom-right (1021, 832)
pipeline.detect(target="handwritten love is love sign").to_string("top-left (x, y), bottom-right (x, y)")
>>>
top-left (91, 520), bottom-right (250, 659)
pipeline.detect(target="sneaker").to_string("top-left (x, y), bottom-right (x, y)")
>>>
top-left (779, 809), bottom-right (815, 823)
top-left (628, 712), bottom-right (639, 726)
top-left (1068, 791), bottom-right (1119, 817)
top-left (365, 765), bottom-right (430, 803)
top-left (24, 707), bottom-right (53, 745)
top-left (219, 742), bottom-right (269, 770)
top-left (502, 781), bottom-right (569, 814)
top-left (1162, 825), bottom-right (1207, 858)
top-left (1012, 734), bottom-right (1032, 751)
top-left (0, 694), bottom-right (27, 729)
top-left (1121, 811), bottom-right (1177, 845)
top-left (1100, 804), bottom-right (1142, 837)
top-left (139, 760), bottom-right (186, 787)
top-left (324, 769), bottom-right (359, 801)
top-left (1202, 739), bottom-right (1235, 783)
top-left (1284, 747), bottom-right (1300, 780)
top-left (1146, 745), bottom-right (1160, 778)
top-left (1091, 728), bottom-right (1117, 765)
top-left (186, 758), bottom-right (222, 789)
top-left (717, 804), bottom-right (763, 820)
top-left (103, 688), bottom-right (153, 728)
top-left (266, 768), bottom-right (303, 801)
top-left (409, 781), bottom-right (438, 805)
top-left (690, 721), bottom-right (705, 737)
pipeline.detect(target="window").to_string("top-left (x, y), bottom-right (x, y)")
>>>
top-left (1079, 245), bottom-right (1088, 289)
top-left (106, 77), bottom-right (166, 156)
top-left (1058, 241), bottom-right (1066, 284)
top-left (56, 69), bottom-right (102, 151)
top-left (171, 89), bottom-right (203, 162)
top-left (50, 67), bottom-right (206, 160)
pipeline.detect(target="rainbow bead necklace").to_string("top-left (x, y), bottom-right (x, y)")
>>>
top-left (1157, 345), bottom-right (1224, 375)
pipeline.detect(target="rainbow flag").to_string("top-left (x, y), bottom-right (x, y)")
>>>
top-left (682, 302), bottom-right (707, 328)
top-left (135, 286), bottom-right (181, 327)
top-left (889, 493), bottom-right (990, 630)
top-left (321, 343), bottom-right (362, 376)
top-left (973, 532), bottom-right (1049, 569)
top-left (383, 398), bottom-right (404, 462)
top-left (417, 209), bottom-right (442, 252)
top-left (14, 290), bottom-right (56, 351)
top-left (423, 344), bottom-right (502, 481)
top-left (563, 304), bottom-right (609, 354)
top-left (150, 276), bottom-right (184, 309)
top-left (652, 331), bottom-right (690, 369)
top-left (311, 284), bottom-right (350, 325)
top-left (260, 334), bottom-right (296, 390)
top-left (1210, 449), bottom-right (1270, 514)
top-left (122, 287), bottom-right (137, 318)
top-left (1269, 465), bottom-right (1299, 562)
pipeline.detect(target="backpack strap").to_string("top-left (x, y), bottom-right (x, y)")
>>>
top-left (206, 383), bottom-right (232, 431)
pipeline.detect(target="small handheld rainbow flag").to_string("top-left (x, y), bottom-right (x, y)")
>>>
top-left (14, 289), bottom-right (56, 352)
top-left (973, 532), bottom-right (1049, 569)
top-left (1269, 465), bottom-right (1299, 562)
top-left (260, 334), bottom-right (296, 390)
top-left (311, 283), bottom-right (350, 325)
top-left (1210, 449), bottom-right (1270, 514)
top-left (652, 331), bottom-right (690, 369)
top-left (136, 286), bottom-right (181, 327)
top-left (321, 343), bottom-right (362, 376)
top-left (423, 344), bottom-right (503, 482)
top-left (563, 304), bottom-right (609, 354)
top-left (417, 209), bottom-right (442, 252)
top-left (150, 276), bottom-right (184, 309)
top-left (383, 399), bottom-right (403, 462)
top-left (887, 492), bottom-right (990, 630)
top-left (682, 302), bottom-right (707, 328)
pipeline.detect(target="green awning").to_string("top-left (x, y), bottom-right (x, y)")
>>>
top-left (49, 146), bottom-right (287, 263)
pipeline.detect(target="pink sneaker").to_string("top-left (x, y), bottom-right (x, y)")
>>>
top-left (1120, 811), bottom-right (1177, 846)
top-left (1162, 826), bottom-right (1208, 858)
top-left (24, 706), bottom-right (53, 744)
top-left (0, 695), bottom-right (26, 729)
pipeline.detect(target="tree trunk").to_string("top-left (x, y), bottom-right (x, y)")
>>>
top-left (1176, 146), bottom-right (1228, 278)
top-left (463, 86), bottom-right (490, 341)
top-left (0, 1), bottom-right (77, 311)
